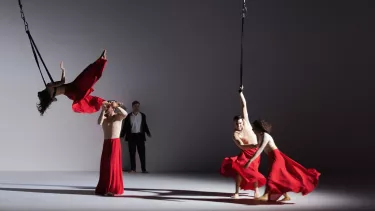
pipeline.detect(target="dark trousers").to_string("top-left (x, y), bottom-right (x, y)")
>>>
top-left (128, 133), bottom-right (146, 171)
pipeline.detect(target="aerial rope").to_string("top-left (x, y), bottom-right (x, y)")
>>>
top-left (18, 0), bottom-right (54, 86)
top-left (240, 0), bottom-right (247, 87)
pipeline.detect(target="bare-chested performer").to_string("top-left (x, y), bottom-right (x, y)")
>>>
top-left (220, 86), bottom-right (266, 199)
top-left (95, 100), bottom-right (128, 196)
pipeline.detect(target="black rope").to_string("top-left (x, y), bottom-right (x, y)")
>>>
top-left (240, 0), bottom-right (247, 87)
top-left (18, 0), bottom-right (54, 86)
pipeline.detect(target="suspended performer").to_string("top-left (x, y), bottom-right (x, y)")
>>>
top-left (220, 86), bottom-right (266, 199)
top-left (236, 120), bottom-right (320, 202)
top-left (37, 50), bottom-right (108, 115)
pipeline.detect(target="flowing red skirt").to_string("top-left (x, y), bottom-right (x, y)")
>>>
top-left (95, 138), bottom-right (124, 195)
top-left (220, 148), bottom-right (266, 190)
top-left (64, 57), bottom-right (107, 113)
top-left (265, 149), bottom-right (320, 200)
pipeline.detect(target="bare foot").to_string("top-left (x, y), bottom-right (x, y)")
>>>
top-left (101, 49), bottom-right (107, 59)
top-left (279, 195), bottom-right (291, 202)
top-left (105, 192), bottom-right (114, 196)
top-left (257, 194), bottom-right (268, 201)
top-left (231, 193), bottom-right (239, 199)
top-left (254, 191), bottom-right (260, 199)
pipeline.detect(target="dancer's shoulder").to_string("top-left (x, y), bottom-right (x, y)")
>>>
top-left (263, 133), bottom-right (274, 141)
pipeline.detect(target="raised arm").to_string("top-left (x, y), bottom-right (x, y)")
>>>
top-left (110, 101), bottom-right (128, 120)
top-left (60, 61), bottom-right (66, 81)
top-left (115, 106), bottom-right (128, 120)
top-left (46, 62), bottom-right (66, 88)
top-left (245, 134), bottom-right (270, 167)
top-left (239, 86), bottom-right (249, 121)
top-left (97, 103), bottom-right (107, 125)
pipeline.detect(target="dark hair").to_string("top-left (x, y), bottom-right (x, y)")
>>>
top-left (252, 119), bottom-right (272, 133)
top-left (233, 115), bottom-right (243, 121)
top-left (132, 100), bottom-right (140, 106)
top-left (36, 89), bottom-right (56, 116)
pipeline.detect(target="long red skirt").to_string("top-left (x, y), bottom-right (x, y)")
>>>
top-left (64, 57), bottom-right (107, 113)
top-left (265, 149), bottom-right (320, 200)
top-left (95, 138), bottom-right (124, 195)
top-left (220, 148), bottom-right (266, 190)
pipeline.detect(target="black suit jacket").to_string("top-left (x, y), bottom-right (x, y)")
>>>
top-left (120, 112), bottom-right (151, 141)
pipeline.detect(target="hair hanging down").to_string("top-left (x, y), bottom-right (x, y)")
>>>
top-left (37, 89), bottom-right (56, 116)
top-left (252, 119), bottom-right (272, 133)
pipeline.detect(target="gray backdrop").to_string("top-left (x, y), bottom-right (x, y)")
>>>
top-left (0, 0), bottom-right (373, 175)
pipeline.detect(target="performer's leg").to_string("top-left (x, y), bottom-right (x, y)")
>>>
top-left (69, 50), bottom-right (108, 96)
top-left (279, 193), bottom-right (291, 201)
top-left (254, 181), bottom-right (260, 198)
top-left (128, 141), bottom-right (137, 172)
top-left (137, 140), bottom-right (147, 172)
top-left (258, 188), bottom-right (269, 201)
top-left (231, 174), bottom-right (242, 199)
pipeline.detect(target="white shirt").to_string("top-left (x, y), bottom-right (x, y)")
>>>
top-left (130, 112), bottom-right (142, 133)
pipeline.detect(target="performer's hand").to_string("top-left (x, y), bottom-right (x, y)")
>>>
top-left (60, 61), bottom-right (65, 70)
top-left (102, 101), bottom-right (109, 109)
top-left (238, 85), bottom-right (244, 93)
top-left (111, 101), bottom-right (120, 108)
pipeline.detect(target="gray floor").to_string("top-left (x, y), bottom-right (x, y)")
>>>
top-left (0, 172), bottom-right (373, 211)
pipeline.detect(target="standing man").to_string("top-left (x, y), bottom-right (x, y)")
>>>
top-left (95, 100), bottom-right (128, 196)
top-left (120, 101), bottom-right (151, 173)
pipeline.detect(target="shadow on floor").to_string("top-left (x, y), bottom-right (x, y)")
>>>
top-left (0, 185), bottom-right (293, 206)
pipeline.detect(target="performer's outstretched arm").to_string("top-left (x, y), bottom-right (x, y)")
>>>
top-left (47, 62), bottom-right (66, 88)
top-left (233, 133), bottom-right (258, 150)
top-left (98, 103), bottom-right (107, 125)
top-left (245, 137), bottom-right (270, 167)
top-left (239, 87), bottom-right (253, 129)
top-left (115, 106), bottom-right (128, 120)
top-left (60, 61), bottom-right (66, 81)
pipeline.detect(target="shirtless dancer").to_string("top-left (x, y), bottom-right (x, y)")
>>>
top-left (220, 86), bottom-right (265, 199)
top-left (95, 100), bottom-right (128, 196)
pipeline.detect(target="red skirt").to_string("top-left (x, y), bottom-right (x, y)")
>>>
top-left (95, 138), bottom-right (124, 195)
top-left (220, 148), bottom-right (266, 190)
top-left (64, 58), bottom-right (107, 113)
top-left (266, 149), bottom-right (320, 200)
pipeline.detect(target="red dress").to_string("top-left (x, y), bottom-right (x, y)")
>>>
top-left (266, 149), bottom-right (320, 200)
top-left (235, 149), bottom-right (321, 201)
top-left (95, 138), bottom-right (124, 196)
top-left (64, 57), bottom-right (107, 113)
top-left (220, 148), bottom-right (266, 190)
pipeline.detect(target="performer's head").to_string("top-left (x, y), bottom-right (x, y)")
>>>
top-left (132, 100), bottom-right (140, 113)
top-left (37, 89), bottom-right (57, 116)
top-left (104, 100), bottom-right (117, 117)
top-left (252, 119), bottom-right (272, 134)
top-left (233, 115), bottom-right (244, 131)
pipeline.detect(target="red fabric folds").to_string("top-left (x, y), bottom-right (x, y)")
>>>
top-left (95, 138), bottom-right (124, 196)
top-left (64, 58), bottom-right (107, 113)
top-left (221, 148), bottom-right (266, 190)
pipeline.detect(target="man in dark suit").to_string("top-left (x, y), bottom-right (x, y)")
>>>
top-left (120, 101), bottom-right (151, 173)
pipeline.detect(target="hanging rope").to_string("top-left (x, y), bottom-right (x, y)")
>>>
top-left (18, 0), bottom-right (54, 86)
top-left (240, 0), bottom-right (247, 87)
